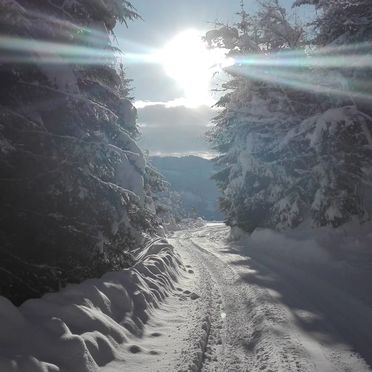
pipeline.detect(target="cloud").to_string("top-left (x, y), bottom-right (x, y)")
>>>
top-left (135, 97), bottom-right (216, 109)
top-left (136, 102), bottom-right (216, 157)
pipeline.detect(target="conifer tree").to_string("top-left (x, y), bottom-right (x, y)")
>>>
top-left (207, 1), bottom-right (311, 232)
top-left (0, 0), bottom-right (162, 304)
top-left (208, 0), bottom-right (372, 231)
top-left (290, 0), bottom-right (372, 226)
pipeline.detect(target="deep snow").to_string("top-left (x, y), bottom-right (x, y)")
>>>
top-left (0, 239), bottom-right (183, 372)
top-left (1, 222), bottom-right (372, 371)
top-left (172, 222), bottom-right (372, 371)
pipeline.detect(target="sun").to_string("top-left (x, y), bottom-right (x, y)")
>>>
top-left (157, 29), bottom-right (230, 107)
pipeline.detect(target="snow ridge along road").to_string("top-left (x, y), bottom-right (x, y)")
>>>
top-left (0, 239), bottom-right (184, 372)
top-left (169, 222), bottom-right (372, 372)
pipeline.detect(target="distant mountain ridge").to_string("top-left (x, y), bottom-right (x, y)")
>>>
top-left (150, 156), bottom-right (223, 220)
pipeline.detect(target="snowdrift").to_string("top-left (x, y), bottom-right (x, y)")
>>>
top-left (0, 239), bottom-right (183, 372)
top-left (229, 220), bottom-right (372, 267)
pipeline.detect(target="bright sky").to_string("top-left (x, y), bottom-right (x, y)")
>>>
top-left (115, 0), bottom-right (304, 157)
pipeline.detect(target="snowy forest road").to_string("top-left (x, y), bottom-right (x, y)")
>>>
top-left (169, 223), bottom-right (372, 372)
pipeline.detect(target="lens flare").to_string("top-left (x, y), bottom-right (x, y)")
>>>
top-left (1, 20), bottom-right (371, 106)
top-left (0, 36), bottom-right (113, 64)
top-left (228, 43), bottom-right (372, 102)
top-left (0, 35), bottom-right (163, 66)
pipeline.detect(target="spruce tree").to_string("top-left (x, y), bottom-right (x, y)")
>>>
top-left (290, 0), bottom-right (372, 226)
top-left (207, 1), bottom-right (311, 232)
top-left (0, 0), bottom-right (161, 304)
top-left (208, 0), bottom-right (372, 231)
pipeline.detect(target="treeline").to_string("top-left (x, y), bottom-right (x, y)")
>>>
top-left (0, 0), bottom-right (172, 304)
top-left (207, 0), bottom-right (372, 232)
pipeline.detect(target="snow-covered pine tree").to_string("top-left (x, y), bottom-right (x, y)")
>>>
top-left (207, 1), bottom-right (316, 232)
top-left (144, 161), bottom-right (184, 229)
top-left (208, 0), bottom-right (372, 232)
top-left (283, 106), bottom-right (372, 227)
top-left (289, 0), bottom-right (372, 226)
top-left (0, 1), bottom-right (161, 304)
top-left (293, 0), bottom-right (372, 113)
top-left (293, 0), bottom-right (372, 46)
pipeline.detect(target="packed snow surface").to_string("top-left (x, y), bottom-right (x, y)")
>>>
top-left (1, 222), bottom-right (372, 371)
top-left (170, 222), bottom-right (372, 371)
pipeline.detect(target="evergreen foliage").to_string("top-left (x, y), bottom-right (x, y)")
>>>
top-left (207, 0), bottom-right (372, 232)
top-left (0, 0), bottom-right (162, 305)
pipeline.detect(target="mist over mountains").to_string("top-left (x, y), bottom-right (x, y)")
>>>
top-left (150, 156), bottom-right (223, 220)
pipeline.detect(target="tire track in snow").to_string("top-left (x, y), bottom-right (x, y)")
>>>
top-left (175, 234), bottom-right (253, 371)
top-left (173, 226), bottom-right (371, 372)
top-left (172, 237), bottom-right (224, 372)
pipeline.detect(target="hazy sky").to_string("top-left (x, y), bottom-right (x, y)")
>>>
top-left (115, 0), bottom-right (302, 157)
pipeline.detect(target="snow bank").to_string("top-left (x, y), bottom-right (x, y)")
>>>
top-left (229, 220), bottom-right (372, 266)
top-left (0, 239), bottom-right (183, 372)
top-left (230, 226), bottom-right (330, 264)
top-left (173, 218), bottom-right (207, 231)
top-left (160, 217), bottom-right (207, 233)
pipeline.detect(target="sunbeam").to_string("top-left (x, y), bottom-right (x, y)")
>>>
top-left (234, 50), bottom-right (372, 70)
top-left (225, 43), bottom-right (372, 103)
top-left (0, 35), bottom-right (161, 66)
top-left (0, 35), bottom-right (113, 64)
top-left (229, 63), bottom-right (372, 103)
top-left (1, 30), bottom-right (371, 105)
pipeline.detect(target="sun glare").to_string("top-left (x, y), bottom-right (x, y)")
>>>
top-left (157, 29), bottom-right (231, 107)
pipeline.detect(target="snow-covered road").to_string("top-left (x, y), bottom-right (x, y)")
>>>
top-left (165, 222), bottom-right (372, 372)
top-left (100, 222), bottom-right (372, 371)
top-left (1, 222), bottom-right (371, 371)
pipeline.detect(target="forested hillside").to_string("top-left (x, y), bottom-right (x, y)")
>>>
top-left (0, 0), bottom-right (166, 305)
top-left (207, 0), bottom-right (372, 233)
top-left (151, 155), bottom-right (223, 220)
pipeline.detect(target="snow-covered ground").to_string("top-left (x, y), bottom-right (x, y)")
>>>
top-left (170, 222), bottom-right (372, 371)
top-left (1, 223), bottom-right (372, 371)
top-left (0, 239), bottom-right (183, 372)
